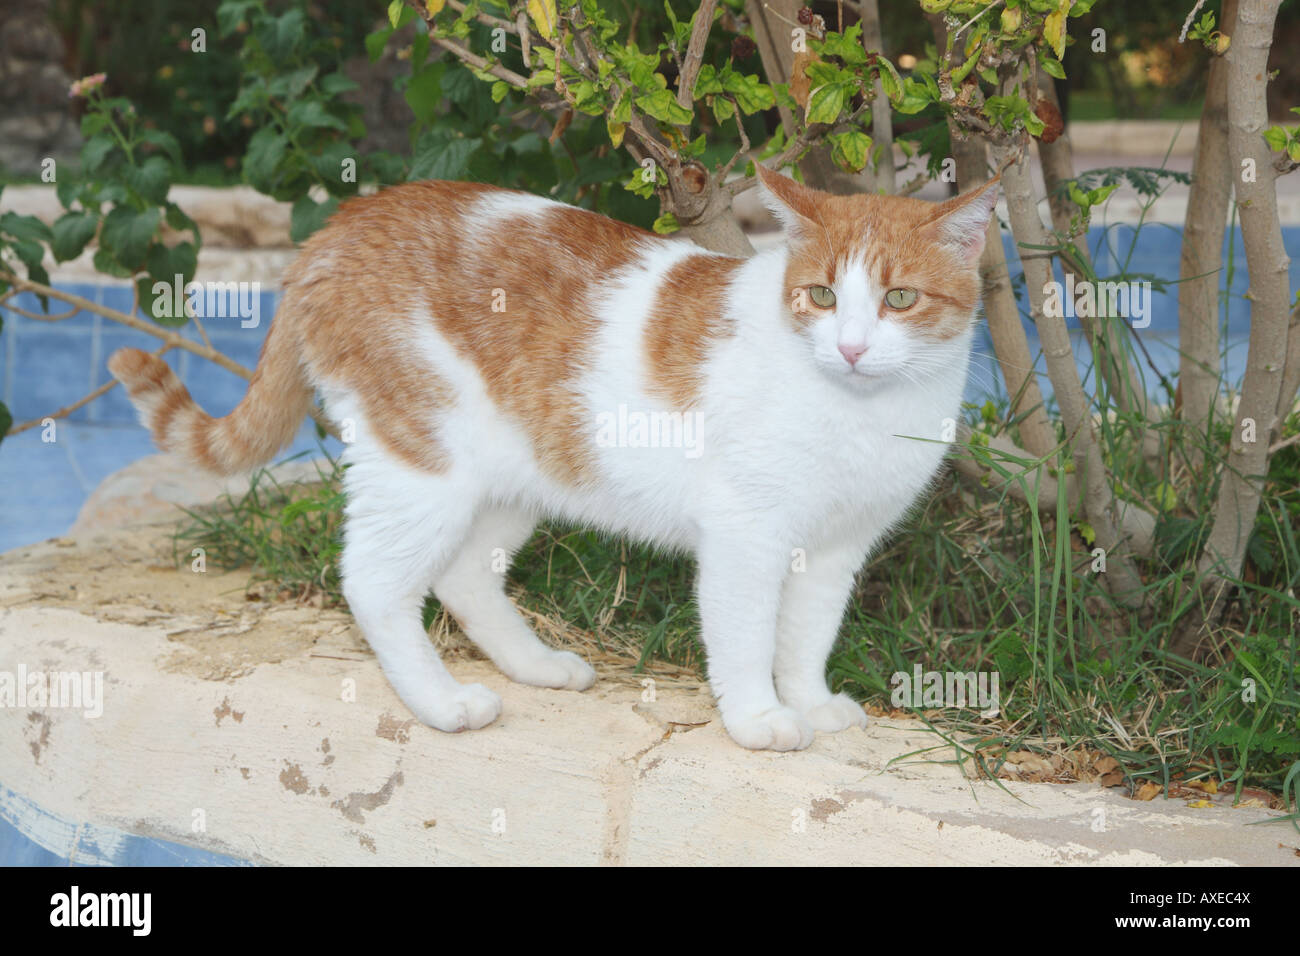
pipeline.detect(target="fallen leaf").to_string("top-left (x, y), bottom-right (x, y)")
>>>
top-left (1135, 782), bottom-right (1161, 801)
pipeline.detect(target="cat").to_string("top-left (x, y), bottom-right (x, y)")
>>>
top-left (109, 165), bottom-right (998, 751)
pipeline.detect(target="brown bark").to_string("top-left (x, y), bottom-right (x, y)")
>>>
top-left (991, 80), bottom-right (1148, 608)
top-left (1174, 0), bottom-right (1292, 656)
top-left (858, 0), bottom-right (894, 194)
top-left (950, 132), bottom-right (1057, 458)
top-left (743, 0), bottom-right (862, 193)
top-left (1178, 0), bottom-right (1239, 466)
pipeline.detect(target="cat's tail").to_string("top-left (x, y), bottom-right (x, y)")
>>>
top-left (107, 319), bottom-right (312, 476)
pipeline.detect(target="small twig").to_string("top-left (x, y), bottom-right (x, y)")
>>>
top-left (1178, 0), bottom-right (1210, 43)
top-left (429, 34), bottom-right (532, 89)
top-left (7, 344), bottom-right (171, 436)
top-left (954, 0), bottom-right (1004, 37)
top-left (0, 291), bottom-right (81, 322)
top-left (192, 313), bottom-right (214, 351)
top-left (2, 272), bottom-right (340, 439)
top-left (714, 95), bottom-right (752, 186)
top-left (1268, 431), bottom-right (1300, 455)
top-left (676, 0), bottom-right (718, 110)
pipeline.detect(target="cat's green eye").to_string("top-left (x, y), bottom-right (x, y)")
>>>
top-left (884, 288), bottom-right (918, 309)
top-left (808, 285), bottom-right (836, 308)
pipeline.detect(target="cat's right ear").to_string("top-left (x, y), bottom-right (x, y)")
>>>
top-left (754, 164), bottom-right (820, 237)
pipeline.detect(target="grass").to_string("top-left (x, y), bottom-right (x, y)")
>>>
top-left (173, 399), bottom-right (1300, 806)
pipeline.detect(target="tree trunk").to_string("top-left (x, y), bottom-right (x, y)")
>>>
top-left (950, 132), bottom-right (1058, 458)
top-left (858, 0), bottom-right (894, 194)
top-left (744, 0), bottom-right (863, 193)
top-left (1177, 0), bottom-right (1239, 468)
top-left (679, 202), bottom-right (755, 257)
top-left (1036, 75), bottom-right (1155, 462)
top-left (992, 97), bottom-right (1148, 609)
top-left (1174, 0), bottom-right (1292, 657)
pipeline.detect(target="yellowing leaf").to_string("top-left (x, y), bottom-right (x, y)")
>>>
top-left (606, 119), bottom-right (625, 148)
top-left (527, 0), bottom-right (558, 40)
top-left (1043, 0), bottom-right (1068, 61)
top-left (1187, 799), bottom-right (1214, 808)
top-left (425, 0), bottom-right (445, 14)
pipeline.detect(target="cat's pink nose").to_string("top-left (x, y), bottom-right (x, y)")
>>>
top-left (838, 342), bottom-right (867, 366)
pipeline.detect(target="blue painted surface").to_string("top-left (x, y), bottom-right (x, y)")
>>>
top-left (0, 783), bottom-right (250, 866)
top-left (963, 223), bottom-right (1298, 409)
top-left (0, 282), bottom-right (340, 553)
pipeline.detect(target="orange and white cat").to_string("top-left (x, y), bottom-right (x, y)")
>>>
top-left (110, 166), bottom-right (998, 751)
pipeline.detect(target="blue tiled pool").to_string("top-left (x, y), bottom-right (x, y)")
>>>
top-left (1, 282), bottom-right (339, 552)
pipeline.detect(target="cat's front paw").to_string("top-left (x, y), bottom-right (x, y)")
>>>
top-left (411, 682), bottom-right (502, 733)
top-left (502, 649), bottom-right (596, 691)
top-left (723, 705), bottom-right (814, 751)
top-left (803, 693), bottom-right (869, 733)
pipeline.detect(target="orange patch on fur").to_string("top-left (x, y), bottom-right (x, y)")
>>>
top-left (645, 254), bottom-right (742, 408)
top-left (759, 166), bottom-right (989, 340)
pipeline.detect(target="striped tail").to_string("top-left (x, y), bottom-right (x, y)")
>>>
top-left (107, 320), bottom-right (312, 476)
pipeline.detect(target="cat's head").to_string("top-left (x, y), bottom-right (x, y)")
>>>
top-left (755, 164), bottom-right (998, 388)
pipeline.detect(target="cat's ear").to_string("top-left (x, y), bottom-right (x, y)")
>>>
top-left (924, 175), bottom-right (1000, 264)
top-left (754, 163), bottom-right (821, 236)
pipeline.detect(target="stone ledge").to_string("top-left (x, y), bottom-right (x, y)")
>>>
top-left (0, 527), bottom-right (1292, 866)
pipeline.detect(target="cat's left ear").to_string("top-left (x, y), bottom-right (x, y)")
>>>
top-left (923, 176), bottom-right (1000, 264)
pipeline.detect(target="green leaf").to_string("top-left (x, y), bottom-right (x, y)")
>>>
top-left (365, 25), bottom-right (395, 63)
top-left (805, 83), bottom-right (849, 124)
top-left (290, 196), bottom-right (340, 243)
top-left (269, 65), bottom-right (319, 99)
top-left (405, 64), bottom-right (445, 124)
top-left (1263, 126), bottom-right (1289, 152)
top-left (99, 206), bottom-right (161, 271)
top-left (829, 130), bottom-right (872, 173)
top-left (0, 212), bottom-right (53, 244)
top-left (635, 89), bottom-right (694, 126)
top-left (0, 400), bottom-right (11, 447)
top-left (388, 0), bottom-right (404, 28)
top-left (93, 245), bottom-right (134, 279)
top-left (243, 128), bottom-right (288, 190)
top-left (286, 99), bottom-right (348, 132)
top-left (126, 156), bottom-right (172, 205)
top-left (408, 133), bottom-right (480, 180)
top-left (50, 211), bottom-right (99, 262)
top-left (1038, 51), bottom-right (1066, 80)
top-left (651, 212), bottom-right (680, 234)
top-left (80, 136), bottom-right (115, 174)
top-left (138, 129), bottom-right (183, 167)
top-left (320, 73), bottom-right (360, 96)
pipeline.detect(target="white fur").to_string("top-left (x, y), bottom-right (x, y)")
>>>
top-left (315, 191), bottom-right (981, 749)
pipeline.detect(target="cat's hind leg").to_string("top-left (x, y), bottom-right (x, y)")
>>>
top-left (433, 507), bottom-right (596, 691)
top-left (340, 469), bottom-right (502, 732)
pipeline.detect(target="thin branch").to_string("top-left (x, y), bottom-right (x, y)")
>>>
top-left (676, 0), bottom-right (718, 110)
top-left (714, 95), bottom-right (751, 186)
top-left (5, 346), bottom-right (171, 436)
top-left (1179, 0), bottom-right (1211, 42)
top-left (429, 34), bottom-right (532, 90)
top-left (2, 273), bottom-right (340, 439)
